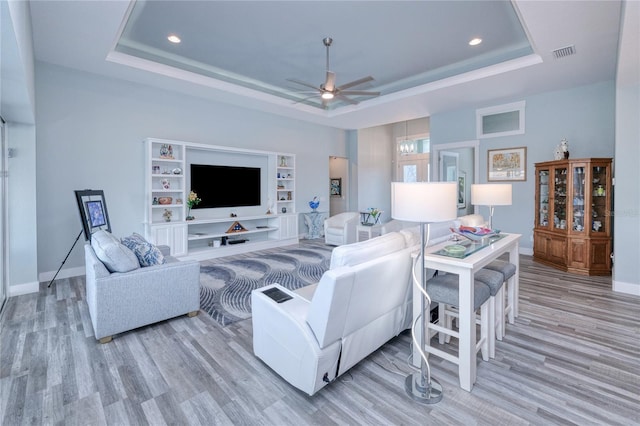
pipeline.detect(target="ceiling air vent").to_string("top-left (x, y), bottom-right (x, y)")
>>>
top-left (552, 45), bottom-right (576, 59)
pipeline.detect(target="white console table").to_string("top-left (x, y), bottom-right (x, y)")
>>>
top-left (413, 233), bottom-right (521, 392)
top-left (303, 211), bottom-right (327, 239)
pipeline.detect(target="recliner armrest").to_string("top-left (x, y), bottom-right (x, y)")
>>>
top-left (251, 284), bottom-right (341, 396)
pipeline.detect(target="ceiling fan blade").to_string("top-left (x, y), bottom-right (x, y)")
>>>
top-left (324, 71), bottom-right (336, 91)
top-left (335, 93), bottom-right (359, 105)
top-left (293, 94), bottom-right (323, 104)
top-left (337, 76), bottom-right (374, 91)
top-left (287, 78), bottom-right (321, 91)
top-left (339, 90), bottom-right (380, 96)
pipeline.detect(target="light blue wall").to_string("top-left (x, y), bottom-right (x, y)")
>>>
top-left (613, 0), bottom-right (640, 293)
top-left (34, 63), bottom-right (348, 277)
top-left (431, 81), bottom-right (615, 251)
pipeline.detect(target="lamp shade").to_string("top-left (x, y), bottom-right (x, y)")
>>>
top-left (391, 182), bottom-right (458, 223)
top-left (471, 184), bottom-right (512, 206)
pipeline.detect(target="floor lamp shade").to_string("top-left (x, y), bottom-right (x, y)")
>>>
top-left (471, 184), bottom-right (512, 229)
top-left (471, 184), bottom-right (512, 206)
top-left (391, 182), bottom-right (458, 222)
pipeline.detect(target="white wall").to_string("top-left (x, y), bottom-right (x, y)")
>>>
top-left (355, 118), bottom-right (430, 223)
top-left (356, 125), bottom-right (394, 223)
top-left (33, 63), bottom-right (348, 282)
top-left (430, 81), bottom-right (615, 252)
top-left (613, 0), bottom-right (640, 294)
top-left (2, 0), bottom-right (38, 295)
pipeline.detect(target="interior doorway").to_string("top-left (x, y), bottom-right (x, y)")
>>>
top-left (329, 156), bottom-right (348, 216)
top-left (431, 140), bottom-right (480, 216)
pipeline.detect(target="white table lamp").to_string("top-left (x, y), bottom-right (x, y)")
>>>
top-left (470, 184), bottom-right (512, 229)
top-left (391, 182), bottom-right (457, 404)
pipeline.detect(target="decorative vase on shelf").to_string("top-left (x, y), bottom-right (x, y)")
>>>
top-left (309, 197), bottom-right (320, 212)
top-left (186, 190), bottom-right (201, 221)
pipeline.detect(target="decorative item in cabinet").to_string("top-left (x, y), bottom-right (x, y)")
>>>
top-left (571, 165), bottom-right (585, 232)
top-left (538, 170), bottom-right (549, 226)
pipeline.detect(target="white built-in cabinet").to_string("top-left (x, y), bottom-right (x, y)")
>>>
top-left (144, 138), bottom-right (298, 260)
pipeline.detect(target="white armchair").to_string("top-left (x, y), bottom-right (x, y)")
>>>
top-left (323, 212), bottom-right (359, 246)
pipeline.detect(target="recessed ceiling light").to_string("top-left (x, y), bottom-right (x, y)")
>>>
top-left (167, 34), bottom-right (181, 44)
top-left (469, 38), bottom-right (482, 46)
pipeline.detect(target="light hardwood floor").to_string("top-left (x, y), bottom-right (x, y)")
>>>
top-left (1, 255), bottom-right (639, 425)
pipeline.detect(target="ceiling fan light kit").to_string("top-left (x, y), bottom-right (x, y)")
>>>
top-left (288, 36), bottom-right (380, 107)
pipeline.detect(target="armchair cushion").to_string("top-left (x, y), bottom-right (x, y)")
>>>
top-left (121, 232), bottom-right (166, 267)
top-left (324, 212), bottom-right (360, 246)
top-left (91, 230), bottom-right (139, 273)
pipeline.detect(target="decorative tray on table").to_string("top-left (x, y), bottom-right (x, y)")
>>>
top-left (433, 227), bottom-right (505, 258)
top-left (451, 225), bottom-right (501, 241)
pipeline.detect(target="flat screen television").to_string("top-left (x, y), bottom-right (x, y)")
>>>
top-left (190, 164), bottom-right (261, 209)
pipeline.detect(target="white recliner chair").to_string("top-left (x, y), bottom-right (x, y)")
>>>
top-left (323, 212), bottom-right (359, 246)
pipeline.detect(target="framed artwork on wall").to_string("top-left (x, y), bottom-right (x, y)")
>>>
top-left (330, 178), bottom-right (342, 196)
top-left (488, 147), bottom-right (527, 181)
top-left (457, 172), bottom-right (466, 208)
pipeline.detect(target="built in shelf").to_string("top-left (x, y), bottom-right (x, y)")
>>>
top-left (188, 227), bottom-right (278, 241)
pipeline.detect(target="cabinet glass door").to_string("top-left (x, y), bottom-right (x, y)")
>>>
top-left (572, 165), bottom-right (586, 233)
top-left (591, 165), bottom-right (607, 233)
top-left (538, 169), bottom-right (550, 227)
top-left (553, 167), bottom-right (567, 230)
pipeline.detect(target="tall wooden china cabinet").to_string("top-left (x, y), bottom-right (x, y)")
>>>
top-left (533, 158), bottom-right (612, 275)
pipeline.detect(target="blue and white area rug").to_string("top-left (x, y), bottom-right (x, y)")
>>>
top-left (199, 240), bottom-right (333, 326)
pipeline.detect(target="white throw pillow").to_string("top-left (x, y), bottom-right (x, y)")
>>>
top-left (91, 230), bottom-right (139, 273)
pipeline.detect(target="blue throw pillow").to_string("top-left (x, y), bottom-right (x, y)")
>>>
top-left (121, 233), bottom-right (166, 267)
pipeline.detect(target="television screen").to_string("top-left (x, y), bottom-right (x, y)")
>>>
top-left (190, 164), bottom-right (261, 209)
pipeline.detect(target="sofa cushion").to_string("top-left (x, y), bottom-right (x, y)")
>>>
top-left (121, 233), bottom-right (166, 267)
top-left (399, 226), bottom-right (420, 247)
top-left (90, 230), bottom-right (139, 273)
top-left (329, 232), bottom-right (407, 269)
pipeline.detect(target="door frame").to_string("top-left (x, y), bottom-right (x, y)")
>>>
top-left (431, 140), bottom-right (480, 211)
top-left (0, 118), bottom-right (7, 312)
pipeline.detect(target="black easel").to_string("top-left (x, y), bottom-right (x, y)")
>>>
top-left (48, 229), bottom-right (83, 288)
top-left (49, 189), bottom-right (111, 288)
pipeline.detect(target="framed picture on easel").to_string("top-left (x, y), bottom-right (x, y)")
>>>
top-left (75, 189), bottom-right (111, 240)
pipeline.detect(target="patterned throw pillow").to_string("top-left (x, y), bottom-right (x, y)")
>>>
top-left (121, 233), bottom-right (166, 267)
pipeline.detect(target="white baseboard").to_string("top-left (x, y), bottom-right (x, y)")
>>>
top-left (8, 281), bottom-right (40, 297)
top-left (519, 247), bottom-right (533, 256)
top-left (613, 280), bottom-right (640, 296)
top-left (38, 266), bottom-right (85, 284)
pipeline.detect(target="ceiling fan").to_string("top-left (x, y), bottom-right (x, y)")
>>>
top-left (288, 37), bottom-right (380, 107)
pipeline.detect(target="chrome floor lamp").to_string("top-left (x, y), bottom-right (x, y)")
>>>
top-left (391, 182), bottom-right (458, 404)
